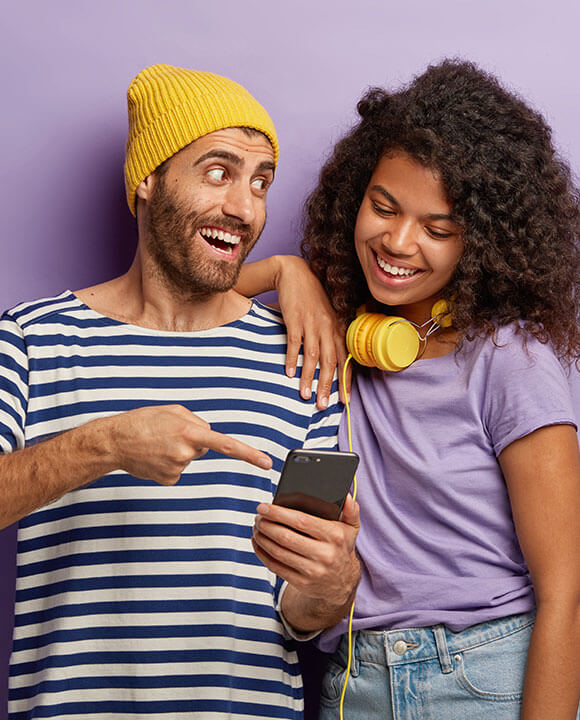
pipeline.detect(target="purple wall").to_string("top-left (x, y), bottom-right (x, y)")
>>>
top-left (2, 1), bottom-right (580, 717)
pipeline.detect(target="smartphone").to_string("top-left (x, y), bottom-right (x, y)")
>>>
top-left (273, 449), bottom-right (359, 521)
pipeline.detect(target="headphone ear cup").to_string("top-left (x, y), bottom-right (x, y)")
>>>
top-left (371, 317), bottom-right (420, 371)
top-left (346, 313), bottom-right (383, 367)
top-left (346, 313), bottom-right (421, 372)
top-left (431, 299), bottom-right (453, 328)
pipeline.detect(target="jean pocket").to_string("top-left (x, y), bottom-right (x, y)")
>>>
top-left (319, 658), bottom-right (348, 708)
top-left (453, 621), bottom-right (532, 702)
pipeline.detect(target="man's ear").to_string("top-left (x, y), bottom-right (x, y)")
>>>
top-left (136, 173), bottom-right (156, 202)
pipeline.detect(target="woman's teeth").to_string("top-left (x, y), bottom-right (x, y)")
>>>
top-left (376, 255), bottom-right (419, 277)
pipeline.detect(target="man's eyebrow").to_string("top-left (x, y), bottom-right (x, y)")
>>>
top-left (370, 185), bottom-right (454, 222)
top-left (256, 160), bottom-right (276, 175)
top-left (193, 151), bottom-right (275, 176)
top-left (194, 150), bottom-right (243, 167)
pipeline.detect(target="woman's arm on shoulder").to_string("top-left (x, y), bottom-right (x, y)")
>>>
top-left (499, 424), bottom-right (580, 720)
top-left (236, 256), bottom-right (349, 409)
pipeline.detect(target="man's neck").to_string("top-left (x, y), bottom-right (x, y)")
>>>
top-left (75, 251), bottom-right (252, 333)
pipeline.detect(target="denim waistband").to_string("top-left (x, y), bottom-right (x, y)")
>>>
top-left (337, 611), bottom-right (535, 675)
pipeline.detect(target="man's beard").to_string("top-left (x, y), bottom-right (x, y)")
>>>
top-left (145, 177), bottom-right (261, 300)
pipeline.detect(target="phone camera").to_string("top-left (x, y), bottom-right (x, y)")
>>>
top-left (294, 456), bottom-right (310, 463)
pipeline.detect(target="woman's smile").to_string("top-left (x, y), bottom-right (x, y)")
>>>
top-left (373, 250), bottom-right (423, 280)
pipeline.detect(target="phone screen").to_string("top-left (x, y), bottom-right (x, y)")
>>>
top-left (273, 449), bottom-right (359, 520)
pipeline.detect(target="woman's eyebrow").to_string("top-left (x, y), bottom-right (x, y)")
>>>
top-left (425, 212), bottom-right (454, 222)
top-left (371, 184), bottom-right (454, 222)
top-left (370, 185), bottom-right (399, 207)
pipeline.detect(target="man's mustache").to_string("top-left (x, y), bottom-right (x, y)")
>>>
top-left (189, 215), bottom-right (254, 241)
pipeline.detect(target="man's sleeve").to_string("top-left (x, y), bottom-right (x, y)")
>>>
top-left (301, 373), bottom-right (342, 451)
top-left (273, 372), bottom-right (344, 635)
top-left (0, 313), bottom-right (29, 454)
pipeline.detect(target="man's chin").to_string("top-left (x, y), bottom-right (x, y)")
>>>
top-left (163, 264), bottom-right (243, 299)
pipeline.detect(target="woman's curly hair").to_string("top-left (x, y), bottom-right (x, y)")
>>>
top-left (301, 59), bottom-right (580, 361)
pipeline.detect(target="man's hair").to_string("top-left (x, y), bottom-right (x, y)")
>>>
top-left (302, 59), bottom-right (580, 361)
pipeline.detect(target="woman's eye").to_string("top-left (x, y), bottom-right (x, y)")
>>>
top-left (427, 227), bottom-right (453, 239)
top-left (207, 168), bottom-right (226, 181)
top-left (372, 202), bottom-right (395, 216)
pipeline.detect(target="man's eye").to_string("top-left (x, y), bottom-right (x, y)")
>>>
top-left (251, 178), bottom-right (268, 191)
top-left (207, 168), bottom-right (226, 181)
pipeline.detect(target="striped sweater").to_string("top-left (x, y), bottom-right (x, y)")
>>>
top-left (0, 292), bottom-right (341, 720)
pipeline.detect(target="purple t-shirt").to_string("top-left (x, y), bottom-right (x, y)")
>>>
top-left (319, 324), bottom-right (576, 652)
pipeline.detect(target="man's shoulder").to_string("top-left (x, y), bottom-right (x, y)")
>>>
top-left (2, 291), bottom-right (81, 330)
top-left (247, 300), bottom-right (284, 324)
top-left (240, 300), bottom-right (286, 337)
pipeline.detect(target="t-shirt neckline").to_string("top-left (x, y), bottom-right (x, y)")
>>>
top-left (65, 290), bottom-right (266, 337)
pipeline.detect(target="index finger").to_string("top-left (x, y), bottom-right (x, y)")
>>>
top-left (198, 428), bottom-right (272, 470)
top-left (315, 338), bottom-right (338, 411)
top-left (284, 315), bottom-right (304, 380)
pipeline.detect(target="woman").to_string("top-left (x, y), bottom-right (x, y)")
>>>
top-left (244, 59), bottom-right (580, 718)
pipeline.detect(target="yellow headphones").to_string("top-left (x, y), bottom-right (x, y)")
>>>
top-left (337, 298), bottom-right (453, 718)
top-left (345, 299), bottom-right (452, 372)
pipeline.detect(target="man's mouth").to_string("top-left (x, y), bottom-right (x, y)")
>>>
top-left (198, 226), bottom-right (242, 256)
top-left (376, 253), bottom-right (421, 278)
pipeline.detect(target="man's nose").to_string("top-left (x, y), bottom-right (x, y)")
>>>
top-left (222, 182), bottom-right (256, 225)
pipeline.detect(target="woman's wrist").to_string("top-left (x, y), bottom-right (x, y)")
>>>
top-left (269, 255), bottom-right (285, 293)
top-left (236, 256), bottom-right (284, 297)
top-left (272, 255), bottom-right (309, 291)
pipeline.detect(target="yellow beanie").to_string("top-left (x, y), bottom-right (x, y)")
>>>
top-left (124, 64), bottom-right (279, 215)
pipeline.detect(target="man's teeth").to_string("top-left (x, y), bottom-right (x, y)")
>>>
top-left (376, 255), bottom-right (418, 277)
top-left (199, 227), bottom-right (241, 245)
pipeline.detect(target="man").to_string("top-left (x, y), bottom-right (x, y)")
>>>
top-left (0, 65), bottom-right (359, 719)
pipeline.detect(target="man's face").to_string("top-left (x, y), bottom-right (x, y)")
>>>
top-left (143, 128), bottom-right (275, 299)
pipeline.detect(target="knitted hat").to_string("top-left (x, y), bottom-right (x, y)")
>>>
top-left (124, 64), bottom-right (279, 215)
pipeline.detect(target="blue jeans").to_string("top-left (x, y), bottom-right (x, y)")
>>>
top-left (319, 611), bottom-right (578, 719)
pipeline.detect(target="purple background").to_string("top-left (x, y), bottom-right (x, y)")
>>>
top-left (2, 1), bottom-right (580, 717)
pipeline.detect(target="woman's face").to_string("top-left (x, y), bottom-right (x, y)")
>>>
top-left (354, 152), bottom-right (463, 325)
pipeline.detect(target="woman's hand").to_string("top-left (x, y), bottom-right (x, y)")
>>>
top-left (237, 256), bottom-right (350, 409)
top-left (272, 255), bottom-right (349, 409)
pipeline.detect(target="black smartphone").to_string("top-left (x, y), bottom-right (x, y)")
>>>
top-left (273, 449), bottom-right (359, 521)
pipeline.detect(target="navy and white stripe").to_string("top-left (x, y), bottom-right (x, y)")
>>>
top-left (1, 292), bottom-right (341, 719)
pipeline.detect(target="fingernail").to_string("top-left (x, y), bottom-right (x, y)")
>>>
top-left (257, 503), bottom-right (270, 515)
top-left (302, 388), bottom-right (311, 400)
top-left (287, 367), bottom-right (295, 378)
top-left (258, 456), bottom-right (272, 469)
top-left (320, 396), bottom-right (328, 409)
